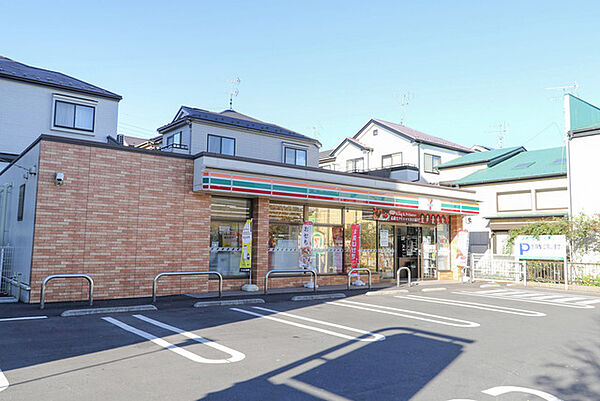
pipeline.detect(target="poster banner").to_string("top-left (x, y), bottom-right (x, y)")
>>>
top-left (373, 208), bottom-right (449, 225)
top-left (239, 219), bottom-right (252, 272)
top-left (514, 235), bottom-right (566, 261)
top-left (455, 229), bottom-right (469, 267)
top-left (299, 221), bottom-right (314, 269)
top-left (350, 224), bottom-right (361, 277)
top-left (332, 226), bottom-right (344, 273)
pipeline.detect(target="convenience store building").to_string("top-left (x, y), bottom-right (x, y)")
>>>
top-left (1, 134), bottom-right (479, 303)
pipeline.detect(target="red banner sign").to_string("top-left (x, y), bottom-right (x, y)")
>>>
top-left (373, 208), bottom-right (449, 225)
top-left (349, 224), bottom-right (361, 276)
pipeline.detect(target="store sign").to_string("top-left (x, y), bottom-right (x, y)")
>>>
top-left (332, 226), bottom-right (344, 273)
top-left (299, 221), bottom-right (314, 269)
top-left (514, 235), bottom-right (566, 261)
top-left (239, 219), bottom-right (252, 272)
top-left (455, 229), bottom-right (469, 267)
top-left (418, 198), bottom-right (442, 212)
top-left (373, 208), bottom-right (449, 225)
top-left (350, 224), bottom-right (361, 277)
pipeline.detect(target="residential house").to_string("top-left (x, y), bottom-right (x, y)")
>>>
top-left (318, 119), bottom-right (472, 183)
top-left (157, 106), bottom-right (321, 166)
top-left (438, 147), bottom-right (568, 254)
top-left (0, 55), bottom-right (121, 169)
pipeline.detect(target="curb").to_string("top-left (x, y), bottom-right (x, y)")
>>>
top-left (0, 297), bottom-right (18, 304)
top-left (365, 289), bottom-right (409, 296)
top-left (194, 298), bottom-right (265, 308)
top-left (291, 293), bottom-right (346, 301)
top-left (421, 287), bottom-right (447, 292)
top-left (480, 284), bottom-right (501, 288)
top-left (61, 305), bottom-right (157, 317)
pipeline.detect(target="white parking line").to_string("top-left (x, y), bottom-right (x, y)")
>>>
top-left (0, 367), bottom-right (8, 393)
top-left (327, 300), bottom-right (480, 328)
top-left (132, 314), bottom-right (245, 363)
top-left (102, 316), bottom-right (245, 364)
top-left (231, 306), bottom-right (385, 342)
top-left (0, 316), bottom-right (47, 322)
top-left (453, 291), bottom-right (596, 309)
top-left (396, 295), bottom-right (546, 317)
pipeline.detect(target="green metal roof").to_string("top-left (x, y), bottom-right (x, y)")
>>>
top-left (454, 147), bottom-right (567, 186)
top-left (437, 146), bottom-right (524, 169)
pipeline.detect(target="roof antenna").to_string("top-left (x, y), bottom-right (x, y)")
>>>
top-left (394, 92), bottom-right (412, 125)
top-left (229, 77), bottom-right (241, 110)
top-left (487, 122), bottom-right (508, 148)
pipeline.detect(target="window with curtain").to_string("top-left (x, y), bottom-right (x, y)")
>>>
top-left (284, 147), bottom-right (307, 166)
top-left (424, 153), bottom-right (441, 174)
top-left (382, 152), bottom-right (402, 168)
top-left (207, 135), bottom-right (235, 156)
top-left (54, 100), bottom-right (95, 131)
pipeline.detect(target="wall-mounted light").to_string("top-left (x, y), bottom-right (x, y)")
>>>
top-left (55, 172), bottom-right (65, 186)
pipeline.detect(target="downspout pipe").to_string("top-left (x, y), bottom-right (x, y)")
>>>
top-left (0, 183), bottom-right (11, 246)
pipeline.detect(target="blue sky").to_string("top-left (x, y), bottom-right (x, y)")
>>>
top-left (2, 1), bottom-right (600, 150)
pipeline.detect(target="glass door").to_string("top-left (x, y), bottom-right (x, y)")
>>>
top-left (377, 223), bottom-right (395, 279)
top-left (397, 225), bottom-right (419, 281)
top-left (421, 226), bottom-right (437, 279)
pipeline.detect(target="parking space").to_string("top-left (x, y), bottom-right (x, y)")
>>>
top-left (1, 285), bottom-right (600, 400)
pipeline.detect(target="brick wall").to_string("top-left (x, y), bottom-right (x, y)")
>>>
top-left (30, 140), bottom-right (213, 303)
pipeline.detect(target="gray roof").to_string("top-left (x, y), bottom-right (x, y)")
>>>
top-left (370, 119), bottom-right (472, 153)
top-left (160, 106), bottom-right (320, 145)
top-left (319, 148), bottom-right (334, 160)
top-left (0, 55), bottom-right (121, 100)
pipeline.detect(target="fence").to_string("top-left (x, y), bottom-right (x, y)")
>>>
top-left (469, 253), bottom-right (525, 283)
top-left (525, 260), bottom-right (600, 286)
top-left (0, 246), bottom-right (14, 295)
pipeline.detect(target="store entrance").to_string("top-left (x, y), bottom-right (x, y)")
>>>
top-left (377, 222), bottom-right (439, 281)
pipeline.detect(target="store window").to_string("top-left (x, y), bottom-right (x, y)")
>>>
top-left (437, 222), bottom-right (451, 271)
top-left (308, 206), bottom-right (344, 274)
top-left (344, 208), bottom-right (376, 272)
top-left (209, 197), bottom-right (252, 277)
top-left (269, 202), bottom-right (304, 270)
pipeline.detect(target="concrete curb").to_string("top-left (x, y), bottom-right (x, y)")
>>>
top-left (194, 298), bottom-right (265, 308)
top-left (291, 293), bottom-right (346, 301)
top-left (421, 287), bottom-right (447, 292)
top-left (480, 284), bottom-right (501, 288)
top-left (365, 289), bottom-right (409, 296)
top-left (0, 297), bottom-right (18, 304)
top-left (61, 305), bottom-right (157, 317)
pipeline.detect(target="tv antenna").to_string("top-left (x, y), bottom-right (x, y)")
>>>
top-left (487, 122), bottom-right (508, 148)
top-left (546, 82), bottom-right (578, 101)
top-left (311, 124), bottom-right (322, 139)
top-left (394, 92), bottom-right (413, 125)
top-left (229, 77), bottom-right (241, 110)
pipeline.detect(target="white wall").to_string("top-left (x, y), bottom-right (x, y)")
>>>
top-left (161, 121), bottom-right (321, 166)
top-left (0, 79), bottom-right (119, 156)
top-left (0, 143), bottom-right (40, 302)
top-left (570, 132), bottom-right (600, 215)
top-left (460, 177), bottom-right (569, 233)
top-left (418, 143), bottom-right (469, 183)
top-left (437, 163), bottom-right (488, 183)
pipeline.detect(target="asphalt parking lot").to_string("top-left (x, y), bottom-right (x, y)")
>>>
top-left (1, 284), bottom-right (600, 400)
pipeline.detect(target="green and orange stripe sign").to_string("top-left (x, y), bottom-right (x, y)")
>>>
top-left (201, 171), bottom-right (479, 215)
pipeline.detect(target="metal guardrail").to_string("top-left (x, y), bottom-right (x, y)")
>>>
top-left (40, 274), bottom-right (94, 310)
top-left (153, 271), bottom-right (223, 303)
top-left (396, 266), bottom-right (411, 287)
top-left (265, 269), bottom-right (317, 295)
top-left (347, 268), bottom-right (372, 290)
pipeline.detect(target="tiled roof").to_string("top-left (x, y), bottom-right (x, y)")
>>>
top-left (438, 146), bottom-right (525, 169)
top-left (122, 136), bottom-right (150, 147)
top-left (454, 147), bottom-right (567, 186)
top-left (161, 106), bottom-right (319, 144)
top-left (319, 148), bottom-right (334, 159)
top-left (371, 119), bottom-right (472, 153)
top-left (0, 55), bottom-right (121, 100)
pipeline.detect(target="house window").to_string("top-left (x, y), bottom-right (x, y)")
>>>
top-left (346, 157), bottom-right (364, 172)
top-left (207, 135), bottom-right (235, 156)
top-left (424, 153), bottom-right (441, 174)
top-left (382, 152), bottom-right (402, 168)
top-left (284, 147), bottom-right (307, 166)
top-left (164, 131), bottom-right (187, 150)
top-left (17, 184), bottom-right (25, 222)
top-left (54, 100), bottom-right (95, 131)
